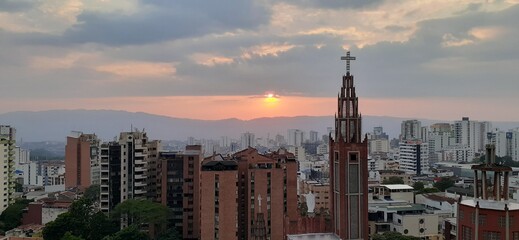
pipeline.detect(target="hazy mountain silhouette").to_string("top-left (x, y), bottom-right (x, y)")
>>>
top-left (0, 110), bottom-right (518, 142)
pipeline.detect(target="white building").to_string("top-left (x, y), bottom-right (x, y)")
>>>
top-left (453, 117), bottom-right (491, 154)
top-left (369, 139), bottom-right (390, 155)
top-left (398, 140), bottom-right (429, 175)
top-left (489, 128), bottom-right (519, 161)
top-left (240, 132), bottom-right (255, 150)
top-left (401, 120), bottom-right (422, 141)
top-left (21, 161), bottom-right (41, 186)
top-left (440, 145), bottom-right (474, 162)
top-left (288, 146), bottom-right (306, 161)
top-left (0, 125), bottom-right (16, 213)
top-left (287, 129), bottom-right (305, 147)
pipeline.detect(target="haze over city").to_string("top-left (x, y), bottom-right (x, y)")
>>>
top-left (1, 0), bottom-right (518, 121)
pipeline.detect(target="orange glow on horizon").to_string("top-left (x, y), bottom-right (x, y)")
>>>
top-left (0, 95), bottom-right (514, 121)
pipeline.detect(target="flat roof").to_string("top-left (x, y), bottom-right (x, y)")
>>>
top-left (460, 199), bottom-right (519, 211)
top-left (381, 184), bottom-right (414, 190)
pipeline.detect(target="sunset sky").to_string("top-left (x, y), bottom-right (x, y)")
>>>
top-left (1, 0), bottom-right (518, 121)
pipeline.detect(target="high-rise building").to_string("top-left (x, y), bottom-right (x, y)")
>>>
top-left (0, 125), bottom-right (16, 213)
top-left (155, 146), bottom-right (202, 240)
top-left (241, 132), bottom-right (256, 150)
top-left (288, 129), bottom-right (305, 147)
top-left (234, 147), bottom-right (298, 240)
top-left (309, 131), bottom-right (319, 143)
top-left (453, 117), bottom-right (492, 154)
top-left (65, 131), bottom-right (100, 190)
top-left (329, 52), bottom-right (369, 239)
top-left (100, 130), bottom-right (160, 213)
top-left (400, 120), bottom-right (422, 141)
top-left (398, 140), bottom-right (429, 175)
top-left (373, 126), bottom-right (389, 140)
top-left (200, 155), bottom-right (238, 240)
top-left (458, 144), bottom-right (519, 239)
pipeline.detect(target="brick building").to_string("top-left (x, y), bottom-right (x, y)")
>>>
top-left (155, 145), bottom-right (202, 240)
top-left (65, 132), bottom-right (100, 190)
top-left (200, 155), bottom-right (238, 240)
top-left (457, 144), bottom-right (519, 240)
top-left (329, 52), bottom-right (369, 239)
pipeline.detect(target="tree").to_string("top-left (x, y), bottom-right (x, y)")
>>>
top-left (61, 232), bottom-right (84, 240)
top-left (412, 182), bottom-right (424, 191)
top-left (157, 228), bottom-right (182, 240)
top-left (83, 184), bottom-right (100, 202)
top-left (433, 177), bottom-right (455, 192)
top-left (0, 199), bottom-right (32, 231)
top-left (43, 198), bottom-right (117, 240)
top-left (102, 225), bottom-right (149, 240)
top-left (382, 176), bottom-right (404, 185)
top-left (110, 199), bottom-right (169, 227)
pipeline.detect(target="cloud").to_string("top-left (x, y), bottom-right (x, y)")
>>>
top-left (190, 53), bottom-right (234, 66)
top-left (278, 0), bottom-right (384, 9)
top-left (58, 0), bottom-right (270, 45)
top-left (0, 0), bottom-right (35, 12)
top-left (95, 62), bottom-right (176, 78)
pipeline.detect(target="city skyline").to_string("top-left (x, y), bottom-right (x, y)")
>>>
top-left (1, 0), bottom-right (519, 121)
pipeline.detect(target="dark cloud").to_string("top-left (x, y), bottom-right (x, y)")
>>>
top-left (0, 0), bottom-right (34, 12)
top-left (279, 0), bottom-right (384, 9)
top-left (60, 0), bottom-right (270, 45)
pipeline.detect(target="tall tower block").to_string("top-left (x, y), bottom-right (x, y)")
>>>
top-left (329, 52), bottom-right (369, 239)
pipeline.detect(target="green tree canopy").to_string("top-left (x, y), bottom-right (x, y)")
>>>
top-left (102, 225), bottom-right (149, 240)
top-left (0, 198), bottom-right (32, 231)
top-left (61, 232), bottom-right (85, 240)
top-left (382, 176), bottom-right (404, 185)
top-left (83, 184), bottom-right (100, 202)
top-left (412, 182), bottom-right (424, 191)
top-left (110, 199), bottom-right (169, 226)
top-left (433, 177), bottom-right (455, 192)
top-left (42, 198), bottom-right (117, 240)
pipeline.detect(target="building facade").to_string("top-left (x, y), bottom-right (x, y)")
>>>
top-left (200, 156), bottom-right (238, 240)
top-left (458, 144), bottom-right (519, 240)
top-left (65, 131), bottom-right (100, 190)
top-left (329, 52), bottom-right (369, 239)
top-left (398, 140), bottom-right (429, 175)
top-left (0, 125), bottom-right (16, 213)
top-left (155, 146), bottom-right (202, 240)
top-left (100, 130), bottom-right (160, 213)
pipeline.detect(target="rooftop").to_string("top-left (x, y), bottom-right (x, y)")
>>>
top-left (381, 184), bottom-right (414, 190)
top-left (460, 199), bottom-right (519, 211)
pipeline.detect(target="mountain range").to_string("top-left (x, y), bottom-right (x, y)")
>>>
top-left (0, 110), bottom-right (518, 142)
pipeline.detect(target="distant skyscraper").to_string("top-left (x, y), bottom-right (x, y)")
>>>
top-left (0, 125), bottom-right (16, 213)
top-left (400, 120), bottom-right (422, 141)
top-left (453, 117), bottom-right (492, 154)
top-left (329, 52), bottom-right (369, 239)
top-left (240, 132), bottom-right (256, 150)
top-left (65, 131), bottom-right (100, 190)
top-left (288, 129), bottom-right (305, 147)
top-left (309, 130), bottom-right (319, 143)
top-left (373, 126), bottom-right (389, 140)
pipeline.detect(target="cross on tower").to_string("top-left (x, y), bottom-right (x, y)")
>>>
top-left (340, 51), bottom-right (356, 74)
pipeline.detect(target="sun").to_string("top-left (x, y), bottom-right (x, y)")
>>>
top-left (264, 92), bottom-right (279, 104)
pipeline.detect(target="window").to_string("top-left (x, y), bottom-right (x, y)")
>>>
top-left (479, 214), bottom-right (487, 225)
top-left (483, 231), bottom-right (501, 240)
top-left (462, 226), bottom-right (472, 240)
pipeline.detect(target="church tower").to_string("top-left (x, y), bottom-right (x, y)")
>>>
top-left (329, 51), bottom-right (369, 239)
